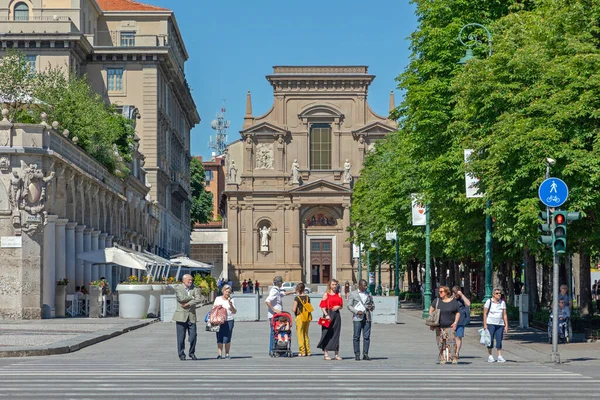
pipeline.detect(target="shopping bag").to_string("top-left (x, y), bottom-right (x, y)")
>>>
top-left (478, 328), bottom-right (491, 347)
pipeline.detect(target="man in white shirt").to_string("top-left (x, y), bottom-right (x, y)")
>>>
top-left (347, 279), bottom-right (375, 361)
top-left (265, 276), bottom-right (290, 354)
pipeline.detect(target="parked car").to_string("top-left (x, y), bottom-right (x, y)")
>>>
top-left (281, 282), bottom-right (312, 294)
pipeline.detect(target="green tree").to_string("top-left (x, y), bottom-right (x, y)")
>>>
top-left (190, 157), bottom-right (213, 226)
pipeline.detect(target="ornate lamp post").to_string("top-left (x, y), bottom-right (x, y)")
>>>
top-left (386, 230), bottom-right (400, 296)
top-left (458, 22), bottom-right (494, 302)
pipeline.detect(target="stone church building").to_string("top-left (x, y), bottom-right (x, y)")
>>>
top-left (224, 66), bottom-right (396, 285)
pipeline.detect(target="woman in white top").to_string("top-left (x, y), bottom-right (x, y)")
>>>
top-left (483, 288), bottom-right (509, 363)
top-left (213, 284), bottom-right (237, 359)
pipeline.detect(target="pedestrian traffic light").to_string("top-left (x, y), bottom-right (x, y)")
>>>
top-left (538, 211), bottom-right (552, 247)
top-left (553, 211), bottom-right (567, 254)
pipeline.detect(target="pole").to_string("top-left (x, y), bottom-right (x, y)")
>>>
top-left (377, 250), bottom-right (382, 295)
top-left (395, 238), bottom-right (400, 297)
top-left (484, 199), bottom-right (493, 303)
top-left (358, 246), bottom-right (363, 282)
top-left (368, 250), bottom-right (375, 294)
top-left (422, 203), bottom-right (432, 318)
top-left (552, 250), bottom-right (560, 363)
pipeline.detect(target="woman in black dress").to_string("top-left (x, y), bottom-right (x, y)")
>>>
top-left (317, 279), bottom-right (343, 360)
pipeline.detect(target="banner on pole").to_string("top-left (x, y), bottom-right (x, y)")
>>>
top-left (411, 193), bottom-right (426, 226)
top-left (464, 149), bottom-right (484, 198)
top-left (352, 243), bottom-right (363, 259)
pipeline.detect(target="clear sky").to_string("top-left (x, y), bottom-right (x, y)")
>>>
top-left (146, 0), bottom-right (418, 159)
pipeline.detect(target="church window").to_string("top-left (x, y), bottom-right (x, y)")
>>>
top-left (14, 2), bottom-right (29, 21)
top-left (310, 124), bottom-right (331, 170)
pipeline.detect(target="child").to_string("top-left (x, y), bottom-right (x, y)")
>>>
top-left (276, 316), bottom-right (290, 343)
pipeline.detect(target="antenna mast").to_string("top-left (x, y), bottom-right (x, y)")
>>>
top-left (208, 100), bottom-right (230, 156)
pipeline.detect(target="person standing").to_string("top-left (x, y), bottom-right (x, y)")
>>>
top-left (172, 274), bottom-right (202, 361)
top-left (347, 279), bottom-right (374, 361)
top-left (452, 286), bottom-right (471, 360)
top-left (248, 279), bottom-right (254, 293)
top-left (292, 283), bottom-right (312, 356)
top-left (255, 280), bottom-right (260, 294)
top-left (483, 288), bottom-right (509, 363)
top-left (317, 279), bottom-right (343, 361)
top-left (242, 279), bottom-right (248, 293)
top-left (212, 284), bottom-right (237, 359)
top-left (428, 285), bottom-right (460, 364)
top-left (344, 281), bottom-right (350, 300)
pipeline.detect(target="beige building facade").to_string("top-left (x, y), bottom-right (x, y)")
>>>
top-left (225, 66), bottom-right (396, 285)
top-left (0, 0), bottom-right (199, 257)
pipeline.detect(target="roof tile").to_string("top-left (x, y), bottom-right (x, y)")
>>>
top-left (96, 0), bottom-right (170, 12)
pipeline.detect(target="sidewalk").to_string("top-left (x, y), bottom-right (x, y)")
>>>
top-left (0, 317), bottom-right (156, 357)
top-left (400, 302), bottom-right (600, 365)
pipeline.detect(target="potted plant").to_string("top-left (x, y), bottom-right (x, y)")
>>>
top-left (115, 275), bottom-right (153, 319)
top-left (55, 278), bottom-right (69, 318)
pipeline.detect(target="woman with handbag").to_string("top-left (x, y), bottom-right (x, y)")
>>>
top-left (292, 283), bottom-right (313, 356)
top-left (212, 284), bottom-right (237, 359)
top-left (317, 279), bottom-right (343, 361)
top-left (428, 285), bottom-right (460, 364)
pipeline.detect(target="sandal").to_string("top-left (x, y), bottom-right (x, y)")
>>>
top-left (334, 356), bottom-right (343, 361)
top-left (324, 356), bottom-right (332, 361)
top-left (297, 353), bottom-right (305, 357)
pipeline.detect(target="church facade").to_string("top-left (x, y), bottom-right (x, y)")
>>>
top-left (224, 66), bottom-right (396, 285)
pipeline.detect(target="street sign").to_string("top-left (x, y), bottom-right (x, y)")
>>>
top-left (539, 178), bottom-right (568, 208)
top-left (386, 231), bottom-right (397, 241)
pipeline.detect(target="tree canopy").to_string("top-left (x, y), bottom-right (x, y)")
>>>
top-left (190, 157), bottom-right (214, 226)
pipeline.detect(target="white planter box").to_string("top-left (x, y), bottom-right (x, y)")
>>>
top-left (116, 284), bottom-right (153, 319)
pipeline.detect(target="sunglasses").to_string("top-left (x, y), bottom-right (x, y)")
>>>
top-left (494, 292), bottom-right (502, 295)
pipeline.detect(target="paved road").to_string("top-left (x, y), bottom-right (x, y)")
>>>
top-left (1, 297), bottom-right (599, 399)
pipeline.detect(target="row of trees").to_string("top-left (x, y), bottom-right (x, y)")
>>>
top-left (351, 0), bottom-right (600, 315)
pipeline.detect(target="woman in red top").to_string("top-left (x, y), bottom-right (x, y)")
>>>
top-left (317, 279), bottom-right (344, 360)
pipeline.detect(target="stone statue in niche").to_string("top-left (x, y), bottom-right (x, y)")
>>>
top-left (291, 159), bottom-right (300, 183)
top-left (0, 156), bottom-right (9, 171)
top-left (343, 159), bottom-right (352, 183)
top-left (255, 143), bottom-right (274, 169)
top-left (260, 225), bottom-right (271, 251)
top-left (228, 160), bottom-right (238, 183)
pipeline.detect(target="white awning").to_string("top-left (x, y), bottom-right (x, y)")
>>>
top-left (170, 256), bottom-right (212, 270)
top-left (77, 246), bottom-right (149, 270)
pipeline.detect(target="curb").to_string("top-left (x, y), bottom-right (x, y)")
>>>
top-left (0, 319), bottom-right (158, 358)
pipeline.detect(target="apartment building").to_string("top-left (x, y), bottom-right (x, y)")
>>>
top-left (0, 0), bottom-right (200, 257)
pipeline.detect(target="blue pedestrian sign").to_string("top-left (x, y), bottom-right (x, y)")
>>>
top-left (539, 178), bottom-right (568, 208)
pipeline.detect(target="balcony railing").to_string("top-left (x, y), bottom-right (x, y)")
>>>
top-left (95, 31), bottom-right (169, 48)
top-left (0, 16), bottom-right (72, 21)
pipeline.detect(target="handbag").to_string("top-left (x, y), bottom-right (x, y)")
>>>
top-left (318, 294), bottom-right (332, 328)
top-left (209, 305), bottom-right (227, 326)
top-left (425, 298), bottom-right (441, 327)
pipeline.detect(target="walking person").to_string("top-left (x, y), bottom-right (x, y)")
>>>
top-left (292, 283), bottom-right (312, 356)
top-left (344, 281), bottom-right (350, 300)
top-left (172, 274), bottom-right (202, 361)
top-left (483, 288), bottom-right (509, 363)
top-left (242, 279), bottom-right (248, 293)
top-left (213, 284), bottom-right (237, 359)
top-left (317, 279), bottom-right (343, 361)
top-left (428, 285), bottom-right (460, 364)
top-left (347, 279), bottom-right (374, 361)
top-left (452, 286), bottom-right (471, 360)
top-left (255, 280), bottom-right (260, 294)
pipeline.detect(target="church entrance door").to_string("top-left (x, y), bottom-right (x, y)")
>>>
top-left (310, 239), bottom-right (332, 284)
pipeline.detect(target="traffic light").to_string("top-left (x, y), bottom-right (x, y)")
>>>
top-left (553, 211), bottom-right (567, 253)
top-left (538, 211), bottom-right (552, 246)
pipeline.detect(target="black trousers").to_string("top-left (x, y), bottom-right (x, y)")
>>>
top-left (353, 319), bottom-right (371, 355)
top-left (176, 318), bottom-right (197, 357)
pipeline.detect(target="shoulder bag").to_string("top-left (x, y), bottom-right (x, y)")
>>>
top-left (318, 295), bottom-right (332, 328)
top-left (425, 298), bottom-right (441, 327)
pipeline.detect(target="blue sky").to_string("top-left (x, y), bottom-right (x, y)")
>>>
top-left (147, 0), bottom-right (418, 159)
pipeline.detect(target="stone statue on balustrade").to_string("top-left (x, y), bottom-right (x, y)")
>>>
top-left (260, 225), bottom-right (271, 252)
top-left (343, 159), bottom-right (352, 183)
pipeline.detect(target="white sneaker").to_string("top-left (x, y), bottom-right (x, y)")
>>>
top-left (497, 356), bottom-right (506, 363)
top-left (488, 355), bottom-right (495, 363)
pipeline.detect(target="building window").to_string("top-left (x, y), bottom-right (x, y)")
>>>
top-left (310, 124), bottom-right (332, 170)
top-left (120, 32), bottom-right (135, 47)
top-left (107, 68), bottom-right (123, 91)
top-left (25, 55), bottom-right (36, 74)
top-left (14, 2), bottom-right (29, 21)
top-left (205, 170), bottom-right (213, 181)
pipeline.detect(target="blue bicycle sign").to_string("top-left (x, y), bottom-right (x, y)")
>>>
top-left (539, 178), bottom-right (568, 208)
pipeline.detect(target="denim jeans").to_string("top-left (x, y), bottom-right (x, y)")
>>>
top-left (487, 324), bottom-right (504, 349)
top-left (353, 319), bottom-right (371, 355)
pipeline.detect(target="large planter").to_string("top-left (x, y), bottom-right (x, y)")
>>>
top-left (148, 284), bottom-right (165, 318)
top-left (116, 284), bottom-right (153, 319)
top-left (89, 285), bottom-right (103, 318)
top-left (55, 285), bottom-right (67, 318)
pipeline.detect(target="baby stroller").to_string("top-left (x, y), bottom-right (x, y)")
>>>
top-left (548, 313), bottom-right (570, 344)
top-left (270, 311), bottom-right (293, 358)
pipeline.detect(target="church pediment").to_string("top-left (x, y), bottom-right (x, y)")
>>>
top-left (240, 121), bottom-right (289, 136)
top-left (352, 121), bottom-right (396, 136)
top-left (289, 179), bottom-right (352, 194)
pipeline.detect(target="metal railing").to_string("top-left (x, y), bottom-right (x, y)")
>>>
top-left (95, 31), bottom-right (169, 48)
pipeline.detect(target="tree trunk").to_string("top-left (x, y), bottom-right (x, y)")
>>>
top-left (573, 254), bottom-right (581, 304)
top-left (506, 260), bottom-right (515, 305)
top-left (541, 262), bottom-right (551, 308)
top-left (525, 248), bottom-right (539, 313)
top-left (455, 262), bottom-right (461, 289)
top-left (579, 252), bottom-right (593, 317)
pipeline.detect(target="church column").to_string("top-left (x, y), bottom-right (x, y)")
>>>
top-left (98, 233), bottom-right (107, 279)
top-left (65, 222), bottom-right (77, 293)
top-left (90, 230), bottom-right (100, 281)
top-left (42, 215), bottom-right (58, 318)
top-left (54, 218), bottom-right (68, 284)
top-left (291, 205), bottom-right (301, 271)
top-left (275, 206), bottom-right (285, 265)
top-left (75, 225), bottom-right (86, 287)
top-left (244, 206), bottom-right (254, 266)
top-left (227, 205), bottom-right (239, 278)
top-left (83, 228), bottom-right (92, 288)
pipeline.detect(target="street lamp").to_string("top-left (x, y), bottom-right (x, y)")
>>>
top-left (458, 23), bottom-right (494, 303)
top-left (369, 233), bottom-right (378, 295)
top-left (386, 230), bottom-right (400, 296)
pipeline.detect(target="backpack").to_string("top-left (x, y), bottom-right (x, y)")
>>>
top-left (297, 295), bottom-right (313, 322)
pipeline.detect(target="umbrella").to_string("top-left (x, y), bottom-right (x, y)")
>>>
top-left (77, 246), bottom-right (149, 270)
top-left (170, 256), bottom-right (213, 269)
